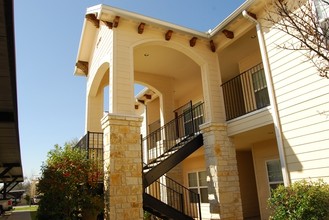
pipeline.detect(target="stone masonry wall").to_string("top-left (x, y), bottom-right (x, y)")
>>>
top-left (200, 122), bottom-right (243, 220)
top-left (102, 114), bottom-right (143, 220)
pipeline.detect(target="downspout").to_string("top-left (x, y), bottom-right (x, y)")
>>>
top-left (242, 10), bottom-right (290, 186)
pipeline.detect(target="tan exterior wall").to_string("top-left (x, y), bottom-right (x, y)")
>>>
top-left (236, 151), bottom-right (260, 219)
top-left (238, 50), bottom-right (261, 73)
top-left (146, 97), bottom-right (160, 126)
top-left (182, 148), bottom-right (212, 219)
top-left (252, 139), bottom-right (279, 220)
top-left (259, 7), bottom-right (329, 182)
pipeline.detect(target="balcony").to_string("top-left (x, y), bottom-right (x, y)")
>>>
top-left (221, 63), bottom-right (270, 121)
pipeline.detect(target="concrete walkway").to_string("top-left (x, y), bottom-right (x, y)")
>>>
top-left (0, 211), bottom-right (33, 220)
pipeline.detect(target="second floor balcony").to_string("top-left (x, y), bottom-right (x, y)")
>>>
top-left (221, 63), bottom-right (270, 121)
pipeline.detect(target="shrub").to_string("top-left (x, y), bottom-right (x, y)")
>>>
top-left (268, 179), bottom-right (329, 220)
top-left (37, 143), bottom-right (103, 220)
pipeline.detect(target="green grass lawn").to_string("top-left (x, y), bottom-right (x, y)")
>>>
top-left (13, 205), bottom-right (38, 212)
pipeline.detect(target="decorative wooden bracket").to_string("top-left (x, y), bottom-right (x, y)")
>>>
top-left (222, 29), bottom-right (234, 39)
top-left (210, 40), bottom-right (216, 52)
top-left (138, 23), bottom-right (146, 34)
top-left (113, 16), bottom-right (120, 28)
top-left (76, 61), bottom-right (88, 75)
top-left (85, 14), bottom-right (99, 28)
top-left (144, 94), bottom-right (152, 99)
top-left (165, 30), bottom-right (173, 41)
top-left (137, 99), bottom-right (145, 104)
top-left (190, 37), bottom-right (197, 47)
top-left (101, 20), bottom-right (113, 29)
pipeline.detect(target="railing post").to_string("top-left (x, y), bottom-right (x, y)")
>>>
top-left (198, 193), bottom-right (202, 220)
top-left (180, 193), bottom-right (184, 215)
top-left (189, 101), bottom-right (195, 135)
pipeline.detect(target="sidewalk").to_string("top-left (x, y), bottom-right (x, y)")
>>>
top-left (1, 211), bottom-right (32, 220)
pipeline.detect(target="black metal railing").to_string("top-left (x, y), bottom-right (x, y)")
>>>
top-left (75, 131), bottom-right (104, 182)
top-left (221, 63), bottom-right (270, 120)
top-left (142, 102), bottom-right (204, 163)
top-left (145, 175), bottom-right (202, 219)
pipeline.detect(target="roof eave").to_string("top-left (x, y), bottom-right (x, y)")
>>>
top-left (208, 0), bottom-right (257, 37)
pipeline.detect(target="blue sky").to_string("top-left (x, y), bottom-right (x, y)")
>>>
top-left (14, 0), bottom-right (246, 178)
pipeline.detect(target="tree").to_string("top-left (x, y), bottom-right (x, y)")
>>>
top-left (37, 142), bottom-right (103, 220)
top-left (265, 0), bottom-right (329, 78)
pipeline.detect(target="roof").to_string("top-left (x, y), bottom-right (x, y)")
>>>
top-left (74, 0), bottom-right (257, 76)
top-left (0, 0), bottom-right (24, 185)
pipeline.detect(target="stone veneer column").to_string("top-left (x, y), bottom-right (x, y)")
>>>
top-left (101, 113), bottom-right (143, 220)
top-left (200, 122), bottom-right (243, 220)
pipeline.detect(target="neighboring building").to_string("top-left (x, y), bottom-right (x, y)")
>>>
top-left (74, 0), bottom-right (329, 219)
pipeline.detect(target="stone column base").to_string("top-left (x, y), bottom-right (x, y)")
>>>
top-left (200, 122), bottom-right (243, 220)
top-left (102, 113), bottom-right (143, 220)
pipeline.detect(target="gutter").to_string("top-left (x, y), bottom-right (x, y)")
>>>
top-left (242, 10), bottom-right (291, 186)
top-left (209, 0), bottom-right (257, 37)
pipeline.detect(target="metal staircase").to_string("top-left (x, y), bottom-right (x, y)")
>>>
top-left (76, 102), bottom-right (204, 219)
top-left (142, 102), bottom-right (204, 219)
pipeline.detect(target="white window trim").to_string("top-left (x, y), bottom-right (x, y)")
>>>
top-left (187, 170), bottom-right (209, 204)
top-left (265, 159), bottom-right (284, 193)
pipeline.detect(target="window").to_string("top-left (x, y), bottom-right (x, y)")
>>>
top-left (252, 68), bottom-right (270, 109)
top-left (188, 171), bottom-right (209, 203)
top-left (313, 0), bottom-right (329, 21)
top-left (266, 159), bottom-right (284, 191)
top-left (183, 102), bottom-right (204, 136)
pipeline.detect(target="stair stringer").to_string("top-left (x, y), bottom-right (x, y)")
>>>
top-left (143, 133), bottom-right (203, 187)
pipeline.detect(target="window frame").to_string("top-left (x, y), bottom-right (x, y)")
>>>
top-left (187, 170), bottom-right (209, 204)
top-left (312, 0), bottom-right (329, 22)
top-left (265, 159), bottom-right (284, 192)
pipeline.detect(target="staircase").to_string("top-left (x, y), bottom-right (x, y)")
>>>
top-left (142, 102), bottom-right (204, 219)
top-left (76, 102), bottom-right (205, 219)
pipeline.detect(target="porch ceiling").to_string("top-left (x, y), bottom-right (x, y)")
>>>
top-left (233, 124), bottom-right (276, 150)
top-left (0, 0), bottom-right (24, 183)
top-left (134, 45), bottom-right (202, 100)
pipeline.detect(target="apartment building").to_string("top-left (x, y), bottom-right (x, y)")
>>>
top-left (74, 0), bottom-right (329, 219)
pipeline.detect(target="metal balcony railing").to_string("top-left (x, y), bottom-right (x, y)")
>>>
top-left (75, 131), bottom-right (103, 182)
top-left (142, 102), bottom-right (204, 163)
top-left (145, 175), bottom-right (202, 219)
top-left (221, 63), bottom-right (270, 120)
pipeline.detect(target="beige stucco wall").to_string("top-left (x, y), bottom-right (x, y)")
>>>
top-left (236, 151), bottom-right (260, 219)
top-left (182, 148), bottom-right (212, 219)
top-left (146, 97), bottom-right (160, 126)
top-left (252, 138), bottom-right (279, 220)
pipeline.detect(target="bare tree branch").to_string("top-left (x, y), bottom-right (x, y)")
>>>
top-left (265, 0), bottom-right (329, 78)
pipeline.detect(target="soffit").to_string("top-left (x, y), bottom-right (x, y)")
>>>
top-left (134, 45), bottom-right (201, 101)
top-left (0, 0), bottom-right (24, 184)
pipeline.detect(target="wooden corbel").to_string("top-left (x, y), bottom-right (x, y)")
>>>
top-left (101, 20), bottom-right (113, 29)
top-left (165, 30), bottom-right (173, 41)
top-left (76, 61), bottom-right (89, 75)
top-left (113, 16), bottom-right (120, 28)
top-left (190, 37), bottom-right (197, 47)
top-left (144, 94), bottom-right (152, 99)
top-left (138, 23), bottom-right (146, 34)
top-left (85, 14), bottom-right (99, 28)
top-left (222, 29), bottom-right (234, 39)
top-left (210, 40), bottom-right (216, 52)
